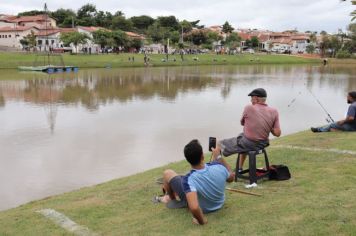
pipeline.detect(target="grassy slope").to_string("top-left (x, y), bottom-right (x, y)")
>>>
top-left (0, 131), bottom-right (355, 235)
top-left (0, 52), bottom-right (321, 69)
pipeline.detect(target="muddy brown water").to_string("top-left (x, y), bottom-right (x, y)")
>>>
top-left (0, 64), bottom-right (355, 211)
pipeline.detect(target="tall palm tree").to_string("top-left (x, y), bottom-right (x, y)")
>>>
top-left (351, 0), bottom-right (356, 21)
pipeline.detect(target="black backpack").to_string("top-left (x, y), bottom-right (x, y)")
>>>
top-left (269, 165), bottom-right (291, 180)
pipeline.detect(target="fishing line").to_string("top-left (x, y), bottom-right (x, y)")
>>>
top-left (306, 87), bottom-right (335, 123)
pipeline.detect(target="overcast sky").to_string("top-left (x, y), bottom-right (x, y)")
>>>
top-left (0, 0), bottom-right (354, 33)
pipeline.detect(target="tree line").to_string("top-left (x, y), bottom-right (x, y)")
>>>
top-left (17, 3), bottom-right (356, 57)
top-left (17, 3), bottom-right (241, 51)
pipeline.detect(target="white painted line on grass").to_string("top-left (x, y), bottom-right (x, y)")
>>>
top-left (272, 145), bottom-right (356, 155)
top-left (37, 209), bottom-right (98, 236)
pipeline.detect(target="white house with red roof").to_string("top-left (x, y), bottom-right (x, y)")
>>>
top-left (0, 26), bottom-right (40, 48)
top-left (0, 14), bottom-right (56, 28)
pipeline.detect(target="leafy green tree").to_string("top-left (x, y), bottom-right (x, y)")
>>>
top-left (250, 36), bottom-right (259, 48)
top-left (169, 31), bottom-right (180, 44)
top-left (185, 30), bottom-right (208, 45)
top-left (112, 30), bottom-right (128, 48)
top-left (190, 20), bottom-right (204, 29)
top-left (207, 31), bottom-right (222, 42)
top-left (60, 32), bottom-right (89, 53)
top-left (128, 38), bottom-right (143, 51)
top-left (51, 8), bottom-right (76, 27)
top-left (157, 16), bottom-right (180, 30)
top-left (225, 32), bottom-right (241, 49)
top-left (180, 20), bottom-right (193, 33)
top-left (20, 31), bottom-right (37, 50)
top-left (222, 21), bottom-right (234, 33)
top-left (18, 10), bottom-right (45, 17)
top-left (320, 34), bottom-right (330, 56)
top-left (95, 11), bottom-right (113, 27)
top-left (130, 15), bottom-right (155, 32)
top-left (309, 33), bottom-right (317, 43)
top-left (343, 23), bottom-right (356, 53)
top-left (147, 22), bottom-right (165, 43)
top-left (111, 16), bottom-right (133, 31)
top-left (77, 3), bottom-right (97, 26)
top-left (306, 44), bottom-right (315, 54)
top-left (92, 30), bottom-right (112, 49)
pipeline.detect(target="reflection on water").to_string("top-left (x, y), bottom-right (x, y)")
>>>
top-left (0, 65), bottom-right (355, 211)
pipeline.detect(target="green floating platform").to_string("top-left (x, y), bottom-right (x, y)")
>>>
top-left (18, 65), bottom-right (79, 73)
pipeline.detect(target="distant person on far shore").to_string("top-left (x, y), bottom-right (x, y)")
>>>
top-left (311, 91), bottom-right (356, 132)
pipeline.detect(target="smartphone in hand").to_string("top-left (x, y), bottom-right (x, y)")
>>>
top-left (209, 137), bottom-right (216, 152)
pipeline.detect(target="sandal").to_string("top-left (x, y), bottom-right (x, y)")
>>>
top-left (151, 195), bottom-right (164, 204)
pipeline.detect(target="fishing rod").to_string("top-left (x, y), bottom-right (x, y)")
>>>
top-left (306, 88), bottom-right (335, 123)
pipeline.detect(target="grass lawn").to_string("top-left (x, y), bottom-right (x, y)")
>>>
top-left (0, 52), bottom-right (321, 69)
top-left (0, 131), bottom-right (355, 235)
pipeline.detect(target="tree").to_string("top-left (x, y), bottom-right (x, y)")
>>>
top-left (92, 30), bottom-right (112, 49)
top-left (112, 30), bottom-right (128, 48)
top-left (128, 38), bottom-right (143, 51)
top-left (169, 31), bottom-right (180, 44)
top-left (18, 10), bottom-right (45, 17)
top-left (222, 21), bottom-right (234, 34)
top-left (147, 22), bottom-right (165, 43)
top-left (157, 16), bottom-right (180, 30)
top-left (20, 30), bottom-right (37, 50)
top-left (309, 33), bottom-right (317, 44)
top-left (180, 20), bottom-right (193, 33)
top-left (111, 16), bottom-right (133, 31)
top-left (225, 32), bottom-right (241, 50)
top-left (60, 32), bottom-right (89, 53)
top-left (185, 30), bottom-right (208, 45)
top-left (95, 11), bottom-right (113, 28)
top-left (250, 36), bottom-right (259, 48)
top-left (306, 44), bottom-right (315, 54)
top-left (343, 23), bottom-right (356, 53)
top-left (130, 15), bottom-right (155, 32)
top-left (51, 8), bottom-right (76, 27)
top-left (77, 3), bottom-right (97, 26)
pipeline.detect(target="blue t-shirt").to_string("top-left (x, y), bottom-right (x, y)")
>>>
top-left (347, 102), bottom-right (356, 128)
top-left (182, 162), bottom-right (229, 213)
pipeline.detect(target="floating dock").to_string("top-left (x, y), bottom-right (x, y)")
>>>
top-left (18, 65), bottom-right (79, 73)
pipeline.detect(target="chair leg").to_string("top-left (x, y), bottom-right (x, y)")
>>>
top-left (235, 154), bottom-right (240, 182)
top-left (248, 151), bottom-right (257, 184)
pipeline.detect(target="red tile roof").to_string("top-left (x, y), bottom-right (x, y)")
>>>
top-left (35, 28), bottom-right (77, 36)
top-left (0, 26), bottom-right (38, 32)
top-left (125, 31), bottom-right (145, 39)
top-left (9, 15), bottom-right (54, 23)
top-left (77, 26), bottom-right (107, 32)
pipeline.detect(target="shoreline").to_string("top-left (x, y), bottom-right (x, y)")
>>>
top-left (0, 52), bottom-right (325, 70)
top-left (1, 130), bottom-right (356, 234)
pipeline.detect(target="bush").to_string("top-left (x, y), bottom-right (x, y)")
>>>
top-left (336, 50), bottom-right (351, 58)
top-left (201, 43), bottom-right (212, 50)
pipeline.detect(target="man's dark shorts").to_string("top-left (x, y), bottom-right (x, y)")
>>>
top-left (169, 175), bottom-right (187, 202)
top-left (220, 133), bottom-right (269, 157)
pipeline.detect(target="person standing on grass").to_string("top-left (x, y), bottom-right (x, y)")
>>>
top-left (155, 139), bottom-right (234, 225)
top-left (311, 91), bottom-right (356, 132)
top-left (216, 88), bottom-right (281, 172)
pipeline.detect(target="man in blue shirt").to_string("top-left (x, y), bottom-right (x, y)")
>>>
top-left (157, 139), bottom-right (234, 225)
top-left (311, 91), bottom-right (356, 132)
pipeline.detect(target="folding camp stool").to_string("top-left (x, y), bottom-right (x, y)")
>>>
top-left (235, 148), bottom-right (270, 184)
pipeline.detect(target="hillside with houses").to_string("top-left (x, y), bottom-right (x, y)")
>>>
top-left (0, 5), bottom-right (355, 58)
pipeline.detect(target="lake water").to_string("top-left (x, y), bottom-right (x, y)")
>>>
top-left (0, 64), bottom-right (355, 211)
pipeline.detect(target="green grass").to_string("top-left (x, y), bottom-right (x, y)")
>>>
top-left (0, 52), bottom-right (321, 69)
top-left (0, 130), bottom-right (356, 235)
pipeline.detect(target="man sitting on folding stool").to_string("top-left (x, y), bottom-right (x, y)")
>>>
top-left (216, 88), bottom-right (281, 179)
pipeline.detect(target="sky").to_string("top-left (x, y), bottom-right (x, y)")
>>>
top-left (0, 0), bottom-right (355, 33)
